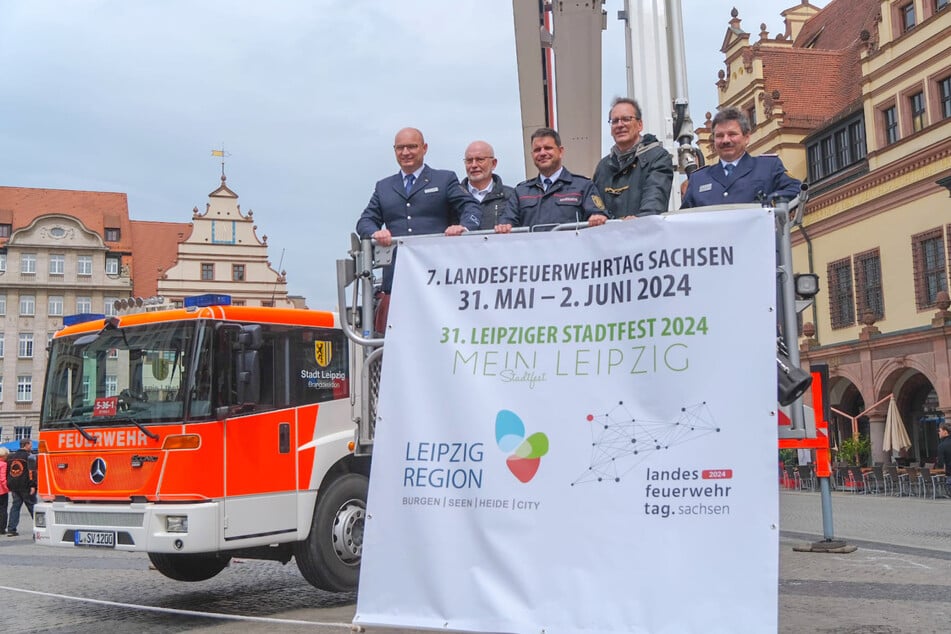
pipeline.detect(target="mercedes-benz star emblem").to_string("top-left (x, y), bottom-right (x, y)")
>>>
top-left (90, 458), bottom-right (107, 484)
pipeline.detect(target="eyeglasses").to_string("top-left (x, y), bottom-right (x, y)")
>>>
top-left (608, 115), bottom-right (640, 126)
top-left (463, 157), bottom-right (494, 164)
top-left (394, 144), bottom-right (420, 152)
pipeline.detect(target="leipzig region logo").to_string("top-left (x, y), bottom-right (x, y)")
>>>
top-left (495, 409), bottom-right (549, 483)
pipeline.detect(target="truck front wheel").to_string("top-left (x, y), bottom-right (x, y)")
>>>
top-left (295, 472), bottom-right (368, 592)
top-left (148, 552), bottom-right (231, 582)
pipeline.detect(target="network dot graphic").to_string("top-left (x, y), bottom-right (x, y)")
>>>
top-left (571, 400), bottom-right (720, 486)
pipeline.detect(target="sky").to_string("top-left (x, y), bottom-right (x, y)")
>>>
top-left (0, 0), bottom-right (824, 309)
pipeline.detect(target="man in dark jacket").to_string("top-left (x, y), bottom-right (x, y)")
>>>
top-left (937, 422), bottom-right (951, 497)
top-left (497, 127), bottom-right (609, 231)
top-left (594, 97), bottom-right (673, 218)
top-left (460, 140), bottom-right (514, 230)
top-left (356, 127), bottom-right (482, 292)
top-left (6, 439), bottom-right (36, 536)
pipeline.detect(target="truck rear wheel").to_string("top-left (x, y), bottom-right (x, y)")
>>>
top-left (295, 472), bottom-right (367, 592)
top-left (148, 552), bottom-right (232, 582)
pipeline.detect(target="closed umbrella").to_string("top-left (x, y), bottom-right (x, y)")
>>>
top-left (883, 397), bottom-right (912, 454)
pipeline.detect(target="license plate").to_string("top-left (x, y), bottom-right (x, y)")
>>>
top-left (74, 530), bottom-right (116, 548)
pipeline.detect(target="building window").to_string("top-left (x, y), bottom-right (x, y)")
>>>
top-left (807, 146), bottom-right (821, 182)
top-left (834, 129), bottom-right (850, 168)
top-left (0, 252), bottom-right (5, 271)
top-left (19, 294), bottom-right (35, 316)
top-left (16, 376), bottom-right (32, 402)
top-left (901, 2), bottom-right (916, 31)
top-left (48, 295), bottom-right (64, 316)
top-left (104, 297), bottom-right (118, 316)
top-left (806, 115), bottom-right (867, 181)
top-left (49, 254), bottom-right (65, 275)
top-left (0, 223), bottom-right (11, 238)
top-left (106, 256), bottom-right (120, 275)
top-left (940, 77), bottom-right (951, 120)
top-left (18, 333), bottom-right (34, 358)
top-left (912, 228), bottom-right (947, 309)
top-left (20, 253), bottom-right (36, 274)
top-left (854, 249), bottom-right (884, 321)
top-left (0, 293), bottom-right (5, 315)
top-left (105, 375), bottom-right (118, 396)
top-left (76, 296), bottom-right (92, 313)
top-left (746, 105), bottom-right (757, 129)
top-left (848, 120), bottom-right (867, 161)
top-left (202, 263), bottom-right (215, 281)
top-left (13, 426), bottom-right (31, 440)
top-left (828, 258), bottom-right (855, 329)
top-left (232, 264), bottom-right (245, 282)
top-left (910, 91), bottom-right (927, 132)
top-left (77, 255), bottom-right (93, 276)
top-left (0, 377), bottom-right (3, 402)
top-left (104, 227), bottom-right (120, 242)
top-left (0, 333), bottom-right (4, 358)
top-left (938, 0), bottom-right (949, 11)
top-left (883, 106), bottom-right (899, 144)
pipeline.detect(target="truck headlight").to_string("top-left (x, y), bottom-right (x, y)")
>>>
top-left (165, 516), bottom-right (188, 533)
top-left (34, 512), bottom-right (47, 528)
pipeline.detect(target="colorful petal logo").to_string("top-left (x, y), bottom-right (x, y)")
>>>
top-left (495, 409), bottom-right (549, 483)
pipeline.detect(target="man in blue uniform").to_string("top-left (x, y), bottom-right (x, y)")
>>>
top-left (681, 107), bottom-right (801, 208)
top-left (496, 127), bottom-right (610, 232)
top-left (460, 140), bottom-right (515, 230)
top-left (356, 127), bottom-right (482, 292)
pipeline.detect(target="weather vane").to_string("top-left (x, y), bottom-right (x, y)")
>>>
top-left (211, 145), bottom-right (231, 179)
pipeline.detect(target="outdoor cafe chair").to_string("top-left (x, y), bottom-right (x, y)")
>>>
top-left (848, 466), bottom-right (866, 494)
top-left (833, 465), bottom-right (850, 491)
top-left (796, 465), bottom-right (817, 492)
top-left (882, 465), bottom-right (906, 497)
top-left (863, 464), bottom-right (885, 495)
top-left (918, 467), bottom-right (937, 499)
top-left (905, 466), bottom-right (921, 497)
top-left (783, 465), bottom-right (800, 490)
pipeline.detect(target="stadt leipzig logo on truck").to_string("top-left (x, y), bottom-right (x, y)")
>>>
top-left (315, 340), bottom-right (332, 367)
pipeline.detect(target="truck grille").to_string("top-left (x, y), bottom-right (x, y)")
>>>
top-left (54, 511), bottom-right (145, 528)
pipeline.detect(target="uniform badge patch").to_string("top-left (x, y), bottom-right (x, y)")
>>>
top-left (592, 195), bottom-right (606, 211)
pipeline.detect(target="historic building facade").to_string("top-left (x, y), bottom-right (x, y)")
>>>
top-left (0, 177), bottom-right (301, 439)
top-left (707, 0), bottom-right (951, 464)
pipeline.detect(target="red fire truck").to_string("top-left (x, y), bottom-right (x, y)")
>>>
top-left (33, 295), bottom-right (369, 592)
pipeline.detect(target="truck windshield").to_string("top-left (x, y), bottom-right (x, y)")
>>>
top-left (41, 321), bottom-right (213, 429)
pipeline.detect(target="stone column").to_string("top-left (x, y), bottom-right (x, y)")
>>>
top-left (869, 414), bottom-right (886, 465)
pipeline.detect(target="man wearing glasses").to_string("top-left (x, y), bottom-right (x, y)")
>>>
top-left (593, 97), bottom-right (674, 218)
top-left (357, 127), bottom-right (482, 293)
top-left (460, 140), bottom-right (515, 230)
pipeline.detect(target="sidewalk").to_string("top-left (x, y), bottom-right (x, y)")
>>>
top-left (777, 489), bottom-right (951, 634)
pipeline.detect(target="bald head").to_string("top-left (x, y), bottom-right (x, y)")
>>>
top-left (393, 127), bottom-right (427, 173)
top-left (463, 140), bottom-right (498, 189)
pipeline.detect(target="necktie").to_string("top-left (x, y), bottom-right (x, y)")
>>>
top-left (404, 174), bottom-right (415, 195)
top-left (543, 177), bottom-right (553, 191)
top-left (723, 163), bottom-right (734, 177)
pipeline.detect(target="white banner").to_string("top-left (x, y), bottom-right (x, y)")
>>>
top-left (356, 208), bottom-right (778, 634)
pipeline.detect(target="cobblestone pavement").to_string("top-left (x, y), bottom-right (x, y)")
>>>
top-left (0, 490), bottom-right (949, 633)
